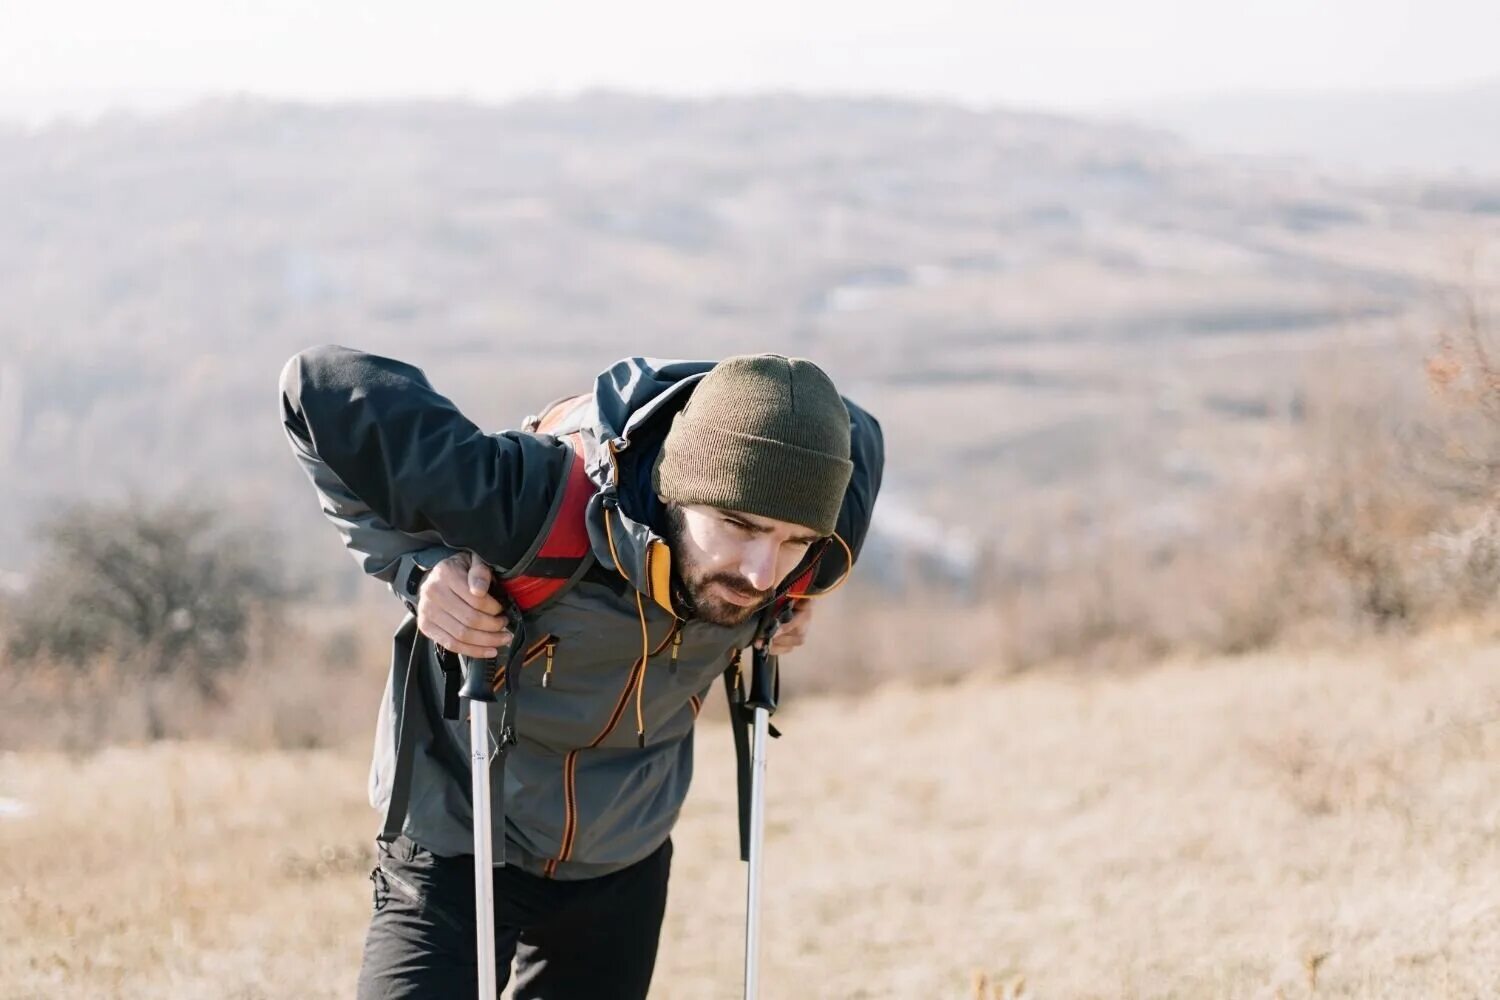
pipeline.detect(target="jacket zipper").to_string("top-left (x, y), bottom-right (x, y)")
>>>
top-left (523, 635), bottom-right (556, 668)
top-left (546, 621), bottom-right (679, 877)
top-left (541, 637), bottom-right (559, 688)
top-left (491, 634), bottom-right (556, 693)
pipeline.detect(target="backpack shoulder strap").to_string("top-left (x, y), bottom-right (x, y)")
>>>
top-left (500, 394), bottom-right (600, 613)
top-left (525, 392), bottom-right (593, 436)
top-left (497, 430), bottom-right (596, 612)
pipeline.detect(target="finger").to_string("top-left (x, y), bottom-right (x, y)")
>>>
top-left (420, 611), bottom-right (507, 656)
top-left (420, 621), bottom-right (503, 659)
top-left (420, 582), bottom-right (504, 631)
top-left (431, 606), bottom-right (512, 651)
top-left (422, 606), bottom-right (510, 652)
top-left (769, 610), bottom-right (810, 653)
top-left (444, 573), bottom-right (504, 617)
top-left (430, 552), bottom-right (470, 587)
top-left (425, 556), bottom-right (503, 615)
top-left (468, 558), bottom-right (493, 597)
top-left (438, 597), bottom-right (509, 634)
top-left (770, 633), bottom-right (800, 653)
top-left (757, 621), bottom-right (799, 652)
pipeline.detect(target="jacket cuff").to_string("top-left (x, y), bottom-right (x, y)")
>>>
top-left (391, 546), bottom-right (461, 611)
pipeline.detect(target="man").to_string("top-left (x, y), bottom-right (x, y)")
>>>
top-left (279, 347), bottom-right (883, 998)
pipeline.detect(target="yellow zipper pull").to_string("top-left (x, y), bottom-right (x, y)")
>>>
top-left (670, 629), bottom-right (682, 674)
top-left (542, 638), bottom-right (558, 688)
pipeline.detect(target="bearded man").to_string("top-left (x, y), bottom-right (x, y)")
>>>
top-left (279, 348), bottom-right (883, 999)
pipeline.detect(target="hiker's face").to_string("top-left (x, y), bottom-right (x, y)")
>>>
top-left (665, 503), bottom-right (821, 627)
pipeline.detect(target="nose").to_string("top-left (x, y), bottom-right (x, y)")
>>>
top-left (739, 538), bottom-right (779, 593)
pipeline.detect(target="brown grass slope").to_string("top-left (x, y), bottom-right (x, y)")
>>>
top-left (3, 633), bottom-right (1499, 998)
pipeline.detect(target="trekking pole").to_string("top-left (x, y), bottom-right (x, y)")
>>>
top-left (459, 651), bottom-right (500, 1000)
top-left (743, 610), bottom-right (787, 1000)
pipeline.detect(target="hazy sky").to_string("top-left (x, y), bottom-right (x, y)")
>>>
top-left (2, 0), bottom-right (1498, 122)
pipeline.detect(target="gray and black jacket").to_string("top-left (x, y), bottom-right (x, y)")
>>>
top-left (279, 347), bottom-right (883, 880)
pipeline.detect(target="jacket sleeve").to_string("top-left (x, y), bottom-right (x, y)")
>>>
top-left (815, 397), bottom-right (884, 591)
top-left (278, 345), bottom-right (571, 604)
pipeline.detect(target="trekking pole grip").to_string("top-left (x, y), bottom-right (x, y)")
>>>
top-left (746, 647), bottom-right (779, 713)
top-left (746, 604), bottom-right (789, 712)
top-left (459, 655), bottom-right (498, 703)
top-left (459, 604), bottom-right (524, 704)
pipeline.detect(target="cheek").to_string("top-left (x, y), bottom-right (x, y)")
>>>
top-left (682, 521), bottom-right (736, 574)
top-left (776, 546), bottom-right (810, 582)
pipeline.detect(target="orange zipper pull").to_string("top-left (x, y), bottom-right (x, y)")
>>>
top-left (542, 638), bottom-right (558, 688)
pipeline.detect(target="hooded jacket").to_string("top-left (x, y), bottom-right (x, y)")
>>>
top-left (279, 346), bottom-right (883, 879)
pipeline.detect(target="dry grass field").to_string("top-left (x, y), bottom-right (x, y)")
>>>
top-left (3, 632), bottom-right (1500, 999)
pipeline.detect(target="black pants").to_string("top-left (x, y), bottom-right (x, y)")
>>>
top-left (357, 835), bottom-right (672, 1000)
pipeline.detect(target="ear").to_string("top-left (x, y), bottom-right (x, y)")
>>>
top-left (650, 448), bottom-right (668, 499)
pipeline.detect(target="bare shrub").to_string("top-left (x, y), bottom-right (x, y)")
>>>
top-left (1264, 351), bottom-right (1446, 631)
top-left (3, 497), bottom-right (293, 740)
top-left (7, 498), bottom-right (287, 672)
top-left (1425, 287), bottom-right (1500, 495)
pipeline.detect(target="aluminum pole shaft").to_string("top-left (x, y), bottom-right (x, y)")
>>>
top-left (743, 705), bottom-right (771, 999)
top-left (470, 703), bottom-right (498, 1000)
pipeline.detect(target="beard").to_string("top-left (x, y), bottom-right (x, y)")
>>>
top-left (661, 503), bottom-right (772, 627)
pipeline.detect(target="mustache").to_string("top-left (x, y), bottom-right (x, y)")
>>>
top-left (700, 572), bottom-right (769, 602)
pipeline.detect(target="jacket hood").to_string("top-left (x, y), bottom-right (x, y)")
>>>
top-left (574, 358), bottom-right (713, 619)
top-left (590, 357), bottom-right (715, 447)
top-left (569, 356), bottom-right (848, 623)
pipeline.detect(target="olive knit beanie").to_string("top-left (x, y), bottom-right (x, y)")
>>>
top-left (655, 354), bottom-right (853, 535)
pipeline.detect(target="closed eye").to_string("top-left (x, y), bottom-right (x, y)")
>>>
top-left (723, 514), bottom-right (818, 548)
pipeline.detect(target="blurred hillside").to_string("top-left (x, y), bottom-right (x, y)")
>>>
top-left (1, 91), bottom-right (1497, 596)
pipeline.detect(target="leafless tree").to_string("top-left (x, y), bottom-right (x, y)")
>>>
top-left (4, 498), bottom-right (287, 735)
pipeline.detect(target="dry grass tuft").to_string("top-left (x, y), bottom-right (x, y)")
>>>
top-left (972, 970), bottom-right (1030, 1000)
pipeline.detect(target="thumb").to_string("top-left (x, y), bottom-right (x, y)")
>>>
top-left (468, 557), bottom-right (492, 597)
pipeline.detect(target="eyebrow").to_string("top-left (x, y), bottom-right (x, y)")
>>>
top-left (726, 513), bottom-right (821, 545)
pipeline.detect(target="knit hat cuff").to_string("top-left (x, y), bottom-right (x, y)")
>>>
top-left (656, 421), bottom-right (853, 535)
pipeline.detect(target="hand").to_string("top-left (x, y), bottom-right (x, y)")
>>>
top-left (415, 553), bottom-right (512, 659)
top-left (755, 600), bottom-right (816, 656)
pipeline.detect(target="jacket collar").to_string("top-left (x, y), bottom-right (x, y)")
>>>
top-left (577, 358), bottom-right (711, 617)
